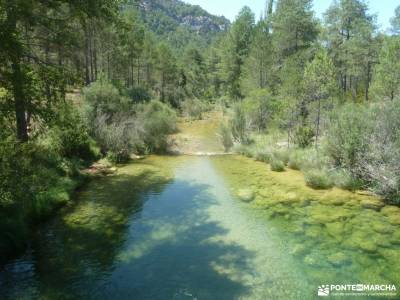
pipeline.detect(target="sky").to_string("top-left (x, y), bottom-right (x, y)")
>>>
top-left (183, 0), bottom-right (399, 32)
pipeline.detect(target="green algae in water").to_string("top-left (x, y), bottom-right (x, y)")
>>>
top-left (211, 155), bottom-right (400, 294)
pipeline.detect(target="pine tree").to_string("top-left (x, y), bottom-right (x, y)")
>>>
top-left (221, 6), bottom-right (255, 100)
top-left (391, 5), bottom-right (400, 35)
top-left (303, 49), bottom-right (337, 147)
top-left (183, 46), bottom-right (208, 99)
top-left (371, 37), bottom-right (400, 101)
top-left (272, 0), bottom-right (317, 58)
top-left (324, 0), bottom-right (377, 101)
top-left (243, 18), bottom-right (274, 91)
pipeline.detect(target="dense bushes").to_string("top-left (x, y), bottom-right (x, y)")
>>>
top-left (82, 80), bottom-right (132, 125)
top-left (325, 104), bottom-right (372, 172)
top-left (181, 98), bottom-right (209, 120)
top-left (83, 80), bottom-right (177, 160)
top-left (304, 169), bottom-right (333, 189)
top-left (222, 90), bottom-right (282, 147)
top-left (326, 100), bottom-right (400, 203)
top-left (270, 158), bottom-right (285, 172)
top-left (45, 103), bottom-right (99, 161)
top-left (1, 78), bottom-right (180, 257)
top-left (293, 126), bottom-right (314, 148)
top-left (0, 103), bottom-right (95, 258)
top-left (218, 124), bottom-right (234, 152)
top-left (230, 104), bottom-right (251, 144)
top-left (137, 100), bottom-right (177, 153)
top-left (232, 100), bottom-right (400, 202)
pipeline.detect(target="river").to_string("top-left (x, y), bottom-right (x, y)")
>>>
top-left (1, 155), bottom-right (399, 299)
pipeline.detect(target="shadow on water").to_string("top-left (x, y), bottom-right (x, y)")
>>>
top-left (0, 159), bottom-right (255, 300)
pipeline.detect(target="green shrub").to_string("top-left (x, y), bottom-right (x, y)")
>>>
top-left (304, 169), bottom-right (333, 189)
top-left (233, 144), bottom-right (254, 157)
top-left (0, 138), bottom-right (81, 257)
top-left (82, 79), bottom-right (131, 126)
top-left (94, 111), bottom-right (142, 158)
top-left (241, 89), bottom-right (283, 132)
top-left (127, 86), bottom-right (151, 103)
top-left (83, 81), bottom-right (178, 157)
top-left (361, 100), bottom-right (400, 203)
top-left (138, 100), bottom-right (177, 153)
top-left (272, 149), bottom-right (290, 165)
top-left (294, 126), bottom-right (314, 148)
top-left (288, 149), bottom-right (306, 170)
top-left (330, 169), bottom-right (363, 191)
top-left (181, 98), bottom-right (208, 120)
top-left (106, 151), bottom-right (130, 164)
top-left (254, 149), bottom-right (272, 163)
top-left (325, 104), bottom-right (372, 171)
top-left (44, 103), bottom-right (98, 162)
top-left (324, 101), bottom-right (400, 202)
top-left (218, 124), bottom-right (234, 152)
top-left (270, 159), bottom-right (285, 172)
top-left (230, 103), bottom-right (251, 144)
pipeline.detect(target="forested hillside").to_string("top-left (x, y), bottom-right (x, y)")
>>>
top-left (136, 0), bottom-right (229, 50)
top-left (1, 0), bottom-right (400, 262)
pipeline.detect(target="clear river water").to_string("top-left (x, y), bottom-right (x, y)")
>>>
top-left (1, 155), bottom-right (399, 299)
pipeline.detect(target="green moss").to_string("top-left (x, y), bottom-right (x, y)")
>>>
top-left (210, 155), bottom-right (400, 288)
top-left (360, 199), bottom-right (385, 211)
top-left (372, 222), bottom-right (393, 234)
top-left (290, 244), bottom-right (307, 256)
top-left (236, 188), bottom-right (255, 202)
top-left (325, 222), bottom-right (345, 239)
top-left (305, 226), bottom-right (322, 238)
top-left (391, 230), bottom-right (400, 245)
top-left (306, 205), bottom-right (353, 225)
top-left (344, 230), bottom-right (379, 253)
top-left (359, 241), bottom-right (378, 253)
top-left (327, 252), bottom-right (351, 267)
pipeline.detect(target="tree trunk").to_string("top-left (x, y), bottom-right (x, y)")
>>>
top-left (315, 98), bottom-right (321, 149)
top-left (89, 25), bottom-right (94, 83)
top-left (11, 57), bottom-right (28, 142)
top-left (93, 40), bottom-right (98, 81)
top-left (84, 22), bottom-right (90, 85)
top-left (137, 56), bottom-right (140, 86)
top-left (365, 62), bottom-right (371, 102)
top-left (161, 72), bottom-right (165, 102)
top-left (107, 52), bottom-right (111, 80)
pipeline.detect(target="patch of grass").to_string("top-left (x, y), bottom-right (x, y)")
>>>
top-left (304, 169), bottom-right (333, 190)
